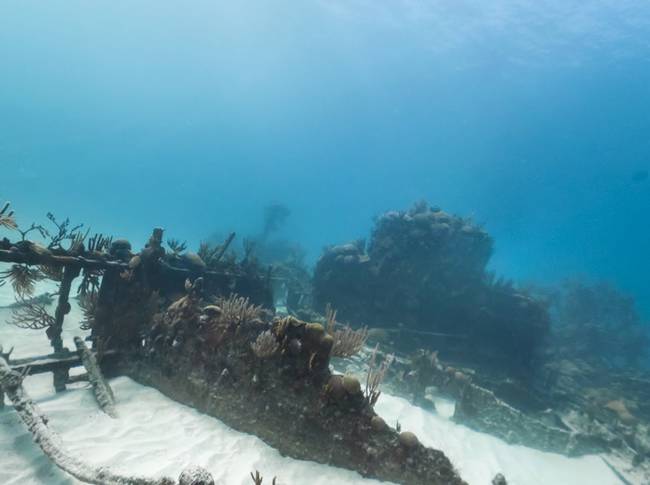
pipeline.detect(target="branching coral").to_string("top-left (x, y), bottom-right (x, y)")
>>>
top-left (0, 264), bottom-right (43, 297)
top-left (200, 294), bottom-right (264, 349)
top-left (78, 291), bottom-right (98, 331)
top-left (216, 294), bottom-right (263, 326)
top-left (330, 325), bottom-right (369, 358)
top-left (250, 470), bottom-right (277, 485)
top-left (16, 222), bottom-right (49, 242)
top-left (9, 296), bottom-right (55, 330)
top-left (166, 238), bottom-right (187, 255)
top-left (86, 233), bottom-right (113, 253)
top-left (0, 201), bottom-right (17, 230)
top-left (364, 345), bottom-right (394, 406)
top-left (251, 330), bottom-right (279, 358)
top-left (325, 303), bottom-right (337, 334)
top-left (325, 304), bottom-right (368, 358)
top-left (44, 212), bottom-right (87, 250)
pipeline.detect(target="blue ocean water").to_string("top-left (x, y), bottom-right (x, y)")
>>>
top-left (1, 0), bottom-right (649, 315)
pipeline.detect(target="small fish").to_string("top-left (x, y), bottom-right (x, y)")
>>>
top-left (632, 169), bottom-right (648, 183)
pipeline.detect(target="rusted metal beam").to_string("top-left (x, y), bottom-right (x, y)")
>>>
top-left (8, 349), bottom-right (119, 376)
top-left (0, 248), bottom-right (129, 270)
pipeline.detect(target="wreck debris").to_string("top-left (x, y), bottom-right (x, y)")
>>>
top-left (0, 345), bottom-right (13, 409)
top-left (213, 232), bottom-right (236, 263)
top-left (74, 336), bottom-right (117, 418)
top-left (1, 205), bottom-right (468, 484)
top-left (0, 356), bottom-right (192, 485)
top-left (50, 264), bottom-right (81, 355)
top-left (127, 308), bottom-right (466, 484)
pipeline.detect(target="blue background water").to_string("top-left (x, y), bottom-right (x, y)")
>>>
top-left (1, 1), bottom-right (649, 314)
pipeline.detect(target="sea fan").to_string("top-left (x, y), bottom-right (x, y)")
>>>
top-left (0, 264), bottom-right (44, 297)
top-left (9, 296), bottom-right (55, 330)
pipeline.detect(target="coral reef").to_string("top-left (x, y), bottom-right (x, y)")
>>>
top-left (543, 280), bottom-right (650, 369)
top-left (313, 201), bottom-right (550, 374)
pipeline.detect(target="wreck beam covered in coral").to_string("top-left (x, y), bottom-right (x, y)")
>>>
top-left (0, 356), bottom-right (186, 485)
top-left (74, 336), bottom-right (118, 418)
top-left (103, 288), bottom-right (467, 485)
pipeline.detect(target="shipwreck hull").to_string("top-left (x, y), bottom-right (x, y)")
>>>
top-left (0, 226), bottom-right (466, 484)
top-left (114, 349), bottom-right (465, 485)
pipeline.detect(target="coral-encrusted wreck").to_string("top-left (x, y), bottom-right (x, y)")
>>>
top-left (108, 273), bottom-right (466, 485)
top-left (0, 201), bottom-right (466, 485)
top-left (313, 201), bottom-right (550, 374)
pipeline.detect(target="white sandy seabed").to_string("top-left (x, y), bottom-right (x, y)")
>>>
top-left (0, 280), bottom-right (627, 485)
